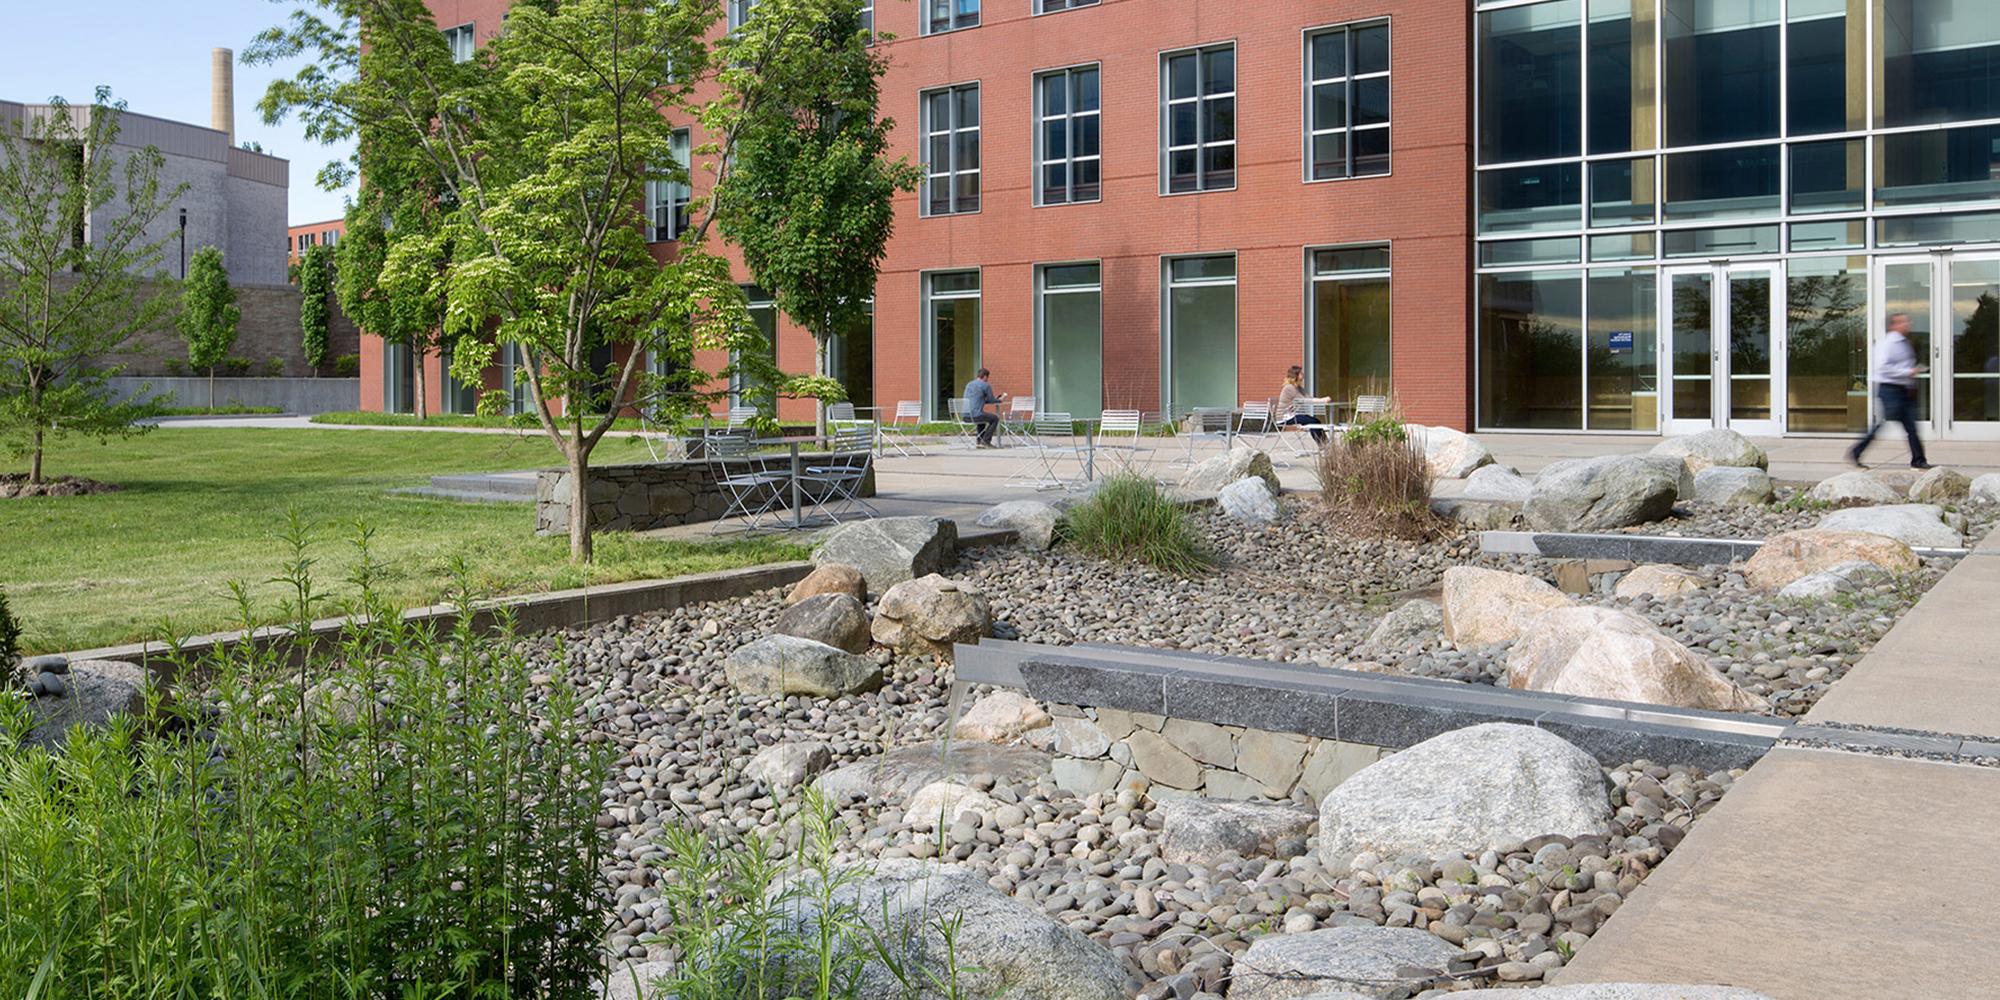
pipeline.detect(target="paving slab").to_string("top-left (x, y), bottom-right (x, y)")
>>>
top-left (1555, 748), bottom-right (2000, 999)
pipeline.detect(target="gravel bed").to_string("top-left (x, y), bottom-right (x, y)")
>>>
top-left (1598, 489), bottom-right (2000, 541)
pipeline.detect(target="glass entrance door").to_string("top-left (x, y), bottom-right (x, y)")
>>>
top-left (1877, 253), bottom-right (2000, 440)
top-left (1661, 263), bottom-right (1783, 436)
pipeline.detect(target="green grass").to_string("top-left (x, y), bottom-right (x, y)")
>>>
top-left (0, 428), bottom-right (807, 653)
top-left (154, 404), bottom-right (286, 416)
top-left (311, 409), bottom-right (656, 430)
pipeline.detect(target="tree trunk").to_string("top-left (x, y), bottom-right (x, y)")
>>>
top-left (816, 334), bottom-right (830, 441)
top-left (208, 366), bottom-right (216, 413)
top-left (413, 346), bottom-right (428, 421)
top-left (567, 438), bottom-right (594, 563)
top-left (28, 427), bottom-right (43, 486)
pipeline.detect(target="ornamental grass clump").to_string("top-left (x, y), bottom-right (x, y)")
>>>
top-left (1318, 414), bottom-right (1444, 540)
top-left (0, 521), bottom-right (611, 998)
top-left (1060, 473), bottom-right (1213, 575)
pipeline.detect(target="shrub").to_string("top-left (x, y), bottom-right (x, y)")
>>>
top-left (0, 591), bottom-right (18, 687)
top-left (263, 358), bottom-right (286, 377)
top-left (163, 358), bottom-right (188, 376)
top-left (1317, 415), bottom-right (1443, 540)
top-left (1060, 473), bottom-right (1213, 575)
top-left (333, 352), bottom-right (362, 377)
top-left (0, 526), bottom-right (612, 997)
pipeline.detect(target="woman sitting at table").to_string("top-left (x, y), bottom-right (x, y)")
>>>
top-left (1276, 366), bottom-right (1331, 443)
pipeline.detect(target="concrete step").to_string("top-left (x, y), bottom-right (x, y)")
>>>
top-left (428, 473), bottom-right (538, 498)
top-left (390, 486), bottom-right (533, 504)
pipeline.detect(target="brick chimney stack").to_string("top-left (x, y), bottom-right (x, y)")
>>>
top-left (211, 48), bottom-right (234, 145)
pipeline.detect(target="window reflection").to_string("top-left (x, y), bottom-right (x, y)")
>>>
top-left (1479, 0), bottom-right (1581, 164)
top-left (1787, 257), bottom-right (1871, 432)
top-left (1663, 0), bottom-right (1779, 146)
top-left (1588, 0), bottom-right (1655, 154)
top-left (1877, 0), bottom-right (2000, 127)
top-left (1479, 270), bottom-right (1583, 428)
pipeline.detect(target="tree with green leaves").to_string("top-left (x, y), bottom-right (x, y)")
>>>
top-left (255, 0), bottom-right (865, 561)
top-left (179, 245), bottom-right (240, 411)
top-left (0, 91), bottom-right (183, 484)
top-left (298, 242), bottom-right (334, 371)
top-left (716, 0), bottom-right (919, 436)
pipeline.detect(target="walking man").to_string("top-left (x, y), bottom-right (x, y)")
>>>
top-left (962, 368), bottom-right (1007, 448)
top-left (1849, 312), bottom-right (1931, 470)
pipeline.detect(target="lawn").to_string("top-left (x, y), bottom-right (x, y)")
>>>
top-left (0, 427), bottom-right (808, 653)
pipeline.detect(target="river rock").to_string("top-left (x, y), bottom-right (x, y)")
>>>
top-left (1218, 476), bottom-right (1280, 523)
top-left (1230, 926), bottom-right (1460, 999)
top-left (1972, 473), bottom-right (2000, 503)
top-left (976, 500), bottom-right (1062, 550)
top-left (1909, 466), bottom-right (1971, 502)
top-left (1691, 466), bottom-right (1774, 507)
top-left (26, 659), bottom-right (151, 749)
top-left (1613, 564), bottom-right (1705, 599)
top-left (1806, 471), bottom-right (1901, 506)
top-left (1159, 798), bottom-right (1316, 865)
top-left (1743, 528), bottom-right (1921, 590)
top-left (952, 691), bottom-right (1051, 744)
top-left (1506, 606), bottom-right (1763, 711)
top-left (1777, 560), bottom-right (1888, 602)
top-left (773, 593), bottom-right (871, 653)
top-left (871, 574), bottom-right (992, 661)
top-left (1315, 723), bottom-right (1611, 866)
top-left (1815, 503), bottom-right (1963, 548)
top-left (1651, 428), bottom-right (1768, 483)
top-left (816, 742), bottom-right (1053, 802)
top-left (778, 859), bottom-right (1129, 1000)
top-left (1463, 464), bottom-right (1533, 502)
top-left (1358, 598), bottom-right (1442, 658)
top-left (1179, 447), bottom-right (1280, 496)
top-left (812, 516), bottom-right (957, 591)
top-left (787, 562), bottom-right (868, 604)
top-left (723, 635), bottom-right (882, 698)
top-left (1430, 497), bottom-right (1520, 531)
top-left (903, 781), bottom-right (1001, 825)
top-left (746, 741), bottom-right (833, 790)
top-left (1524, 455), bottom-right (1678, 530)
top-left (1411, 425), bottom-right (1494, 479)
top-left (1440, 566), bottom-right (1572, 647)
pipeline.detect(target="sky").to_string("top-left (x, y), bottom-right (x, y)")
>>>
top-left (0, 0), bottom-right (357, 225)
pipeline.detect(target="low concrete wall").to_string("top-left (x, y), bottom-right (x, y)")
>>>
top-left (536, 455), bottom-right (878, 535)
top-left (111, 376), bottom-right (359, 414)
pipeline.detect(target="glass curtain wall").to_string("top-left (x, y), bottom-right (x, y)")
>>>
top-left (1786, 256), bottom-right (1871, 431)
top-left (1164, 256), bottom-right (1237, 416)
top-left (1309, 247), bottom-right (1393, 406)
top-left (925, 271), bottom-right (981, 420)
top-left (382, 341), bottom-right (413, 414)
top-left (438, 345), bottom-right (481, 414)
top-left (1039, 264), bottom-right (1103, 420)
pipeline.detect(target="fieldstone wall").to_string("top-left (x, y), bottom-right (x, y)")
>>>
top-left (536, 454), bottom-right (876, 535)
top-left (1036, 704), bottom-right (1386, 803)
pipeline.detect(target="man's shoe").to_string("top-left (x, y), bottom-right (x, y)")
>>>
top-left (1847, 454), bottom-right (1868, 469)
top-left (1913, 461), bottom-right (1933, 470)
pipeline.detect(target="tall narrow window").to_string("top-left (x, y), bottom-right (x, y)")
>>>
top-left (1309, 247), bottom-right (1392, 406)
top-left (922, 84), bottom-right (980, 216)
top-left (728, 0), bottom-right (756, 30)
top-left (1038, 0), bottom-right (1099, 12)
top-left (859, 0), bottom-right (874, 36)
top-left (733, 285), bottom-right (778, 411)
top-left (925, 272), bottom-right (982, 419)
top-left (925, 0), bottom-right (979, 34)
top-left (1163, 45), bottom-right (1236, 193)
top-left (1478, 0), bottom-right (1581, 164)
top-left (1587, 0), bottom-right (1655, 154)
top-left (442, 23), bottom-right (475, 63)
top-left (1662, 0), bottom-right (1779, 147)
top-left (1039, 263), bottom-right (1103, 419)
top-left (1036, 66), bottom-right (1101, 205)
top-left (1164, 255), bottom-right (1238, 414)
top-left (646, 128), bottom-right (692, 242)
top-left (1307, 21), bottom-right (1391, 180)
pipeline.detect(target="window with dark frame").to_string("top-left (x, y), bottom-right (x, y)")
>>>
top-left (925, 0), bottom-right (979, 35)
top-left (1162, 44), bottom-right (1236, 194)
top-left (1036, 66), bottom-right (1101, 205)
top-left (922, 84), bottom-right (981, 215)
top-left (1038, 0), bottom-right (1099, 13)
top-left (1307, 20), bottom-right (1391, 180)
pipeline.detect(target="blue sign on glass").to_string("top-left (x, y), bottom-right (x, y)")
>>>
top-left (1609, 330), bottom-right (1634, 353)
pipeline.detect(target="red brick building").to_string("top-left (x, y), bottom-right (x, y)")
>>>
top-left (378, 0), bottom-right (1473, 428)
top-left (287, 218), bottom-right (345, 269)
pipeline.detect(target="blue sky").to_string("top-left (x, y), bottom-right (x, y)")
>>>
top-left (0, 0), bottom-right (356, 225)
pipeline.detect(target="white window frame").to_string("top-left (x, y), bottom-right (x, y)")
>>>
top-left (923, 0), bottom-right (980, 36)
top-left (859, 0), bottom-right (874, 37)
top-left (1036, 0), bottom-right (1100, 14)
top-left (442, 23), bottom-right (476, 63)
top-left (728, 0), bottom-right (756, 30)
top-left (646, 128), bottom-right (693, 242)
top-left (1035, 65), bottom-right (1102, 206)
top-left (921, 83), bottom-right (981, 217)
top-left (1304, 19), bottom-right (1392, 182)
top-left (1160, 43), bottom-right (1238, 195)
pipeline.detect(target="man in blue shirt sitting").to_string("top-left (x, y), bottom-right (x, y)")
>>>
top-left (962, 368), bottom-right (1007, 448)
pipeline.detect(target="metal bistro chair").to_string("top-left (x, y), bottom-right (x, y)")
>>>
top-left (1345, 394), bottom-right (1390, 431)
top-left (798, 425), bottom-right (879, 523)
top-left (883, 399), bottom-right (926, 458)
top-left (826, 401), bottom-right (857, 425)
top-left (724, 405), bottom-right (759, 433)
top-left (1000, 394), bottom-right (1037, 446)
top-left (1176, 406), bottom-right (1237, 465)
top-left (707, 433), bottom-right (787, 534)
top-left (1236, 400), bottom-right (1276, 451)
top-left (1095, 409), bottom-right (1149, 471)
top-left (1006, 412), bottom-right (1086, 491)
top-left (947, 397), bottom-right (985, 450)
top-left (1280, 399), bottom-right (1334, 457)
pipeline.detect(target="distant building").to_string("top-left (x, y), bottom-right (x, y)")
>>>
top-left (289, 218), bottom-right (345, 269)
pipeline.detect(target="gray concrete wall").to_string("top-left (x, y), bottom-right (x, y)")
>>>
top-left (85, 277), bottom-right (359, 378)
top-left (109, 376), bottom-right (358, 414)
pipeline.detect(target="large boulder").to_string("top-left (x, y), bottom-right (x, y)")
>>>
top-left (1613, 564), bottom-right (1705, 600)
top-left (1651, 428), bottom-right (1768, 485)
top-left (1806, 471), bottom-right (1901, 506)
top-left (1972, 473), bottom-right (2000, 503)
top-left (746, 741), bottom-right (833, 791)
top-left (975, 500), bottom-right (1062, 550)
top-left (1358, 598), bottom-right (1443, 658)
top-left (26, 659), bottom-right (151, 749)
top-left (1506, 606), bottom-right (1764, 711)
top-left (952, 691), bottom-right (1051, 743)
top-left (1909, 466), bottom-right (1971, 502)
top-left (1462, 464), bottom-right (1533, 503)
top-left (1158, 798), bottom-right (1317, 865)
top-left (788, 563), bottom-right (867, 604)
top-left (1315, 723), bottom-right (1611, 867)
top-left (1691, 466), bottom-right (1774, 507)
top-left (773, 593), bottom-right (871, 653)
top-left (1816, 503), bottom-right (1964, 549)
top-left (1743, 529), bottom-right (1921, 590)
top-left (777, 859), bottom-right (1128, 1000)
top-left (1444, 987), bottom-right (1775, 1000)
top-left (1230, 926), bottom-right (1460, 1000)
top-left (1430, 497), bottom-right (1521, 531)
top-left (1179, 447), bottom-right (1279, 496)
top-left (1524, 455), bottom-right (1679, 531)
top-left (1440, 566), bottom-right (1572, 647)
top-left (1411, 425), bottom-right (1494, 479)
top-left (812, 516), bottom-right (957, 591)
top-left (1218, 476), bottom-right (1280, 523)
top-left (903, 780), bottom-right (1000, 826)
top-left (816, 742), bottom-right (1053, 803)
top-left (723, 635), bottom-right (882, 698)
top-left (1777, 560), bottom-right (1888, 602)
top-left (871, 574), bottom-right (992, 661)
top-left (596, 960), bottom-right (676, 1000)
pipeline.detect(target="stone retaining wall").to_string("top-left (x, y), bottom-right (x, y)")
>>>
top-left (1039, 703), bottom-right (1387, 804)
top-left (535, 456), bottom-right (877, 534)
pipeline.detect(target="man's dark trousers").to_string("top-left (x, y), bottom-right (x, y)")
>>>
top-left (1849, 383), bottom-right (1928, 467)
top-left (973, 412), bottom-right (1000, 445)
